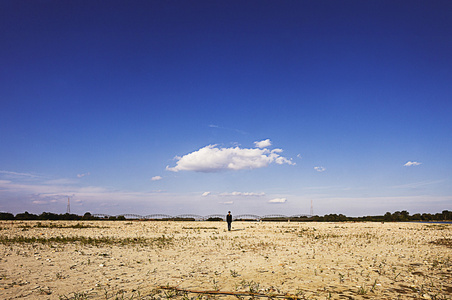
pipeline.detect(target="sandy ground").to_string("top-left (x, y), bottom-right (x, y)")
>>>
top-left (0, 220), bottom-right (450, 299)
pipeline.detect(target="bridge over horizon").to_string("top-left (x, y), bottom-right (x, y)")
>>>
top-left (92, 213), bottom-right (313, 220)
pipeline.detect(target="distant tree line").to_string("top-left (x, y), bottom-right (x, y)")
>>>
top-left (302, 210), bottom-right (451, 222)
top-left (0, 210), bottom-right (450, 222)
top-left (0, 211), bottom-right (125, 221)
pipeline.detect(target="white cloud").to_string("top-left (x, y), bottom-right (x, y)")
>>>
top-left (220, 201), bottom-right (234, 205)
top-left (166, 143), bottom-right (294, 172)
top-left (268, 198), bottom-right (287, 203)
top-left (404, 161), bottom-right (422, 167)
top-left (297, 154), bottom-right (302, 159)
top-left (32, 200), bottom-right (48, 205)
top-left (314, 166), bottom-right (326, 172)
top-left (77, 172), bottom-right (90, 178)
top-left (151, 176), bottom-right (162, 181)
top-left (254, 139), bottom-right (272, 148)
top-left (219, 192), bottom-right (265, 197)
top-left (202, 192), bottom-right (211, 197)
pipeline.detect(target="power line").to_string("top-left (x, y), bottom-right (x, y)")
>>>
top-left (66, 197), bottom-right (70, 214)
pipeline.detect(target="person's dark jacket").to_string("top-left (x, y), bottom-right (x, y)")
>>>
top-left (226, 214), bottom-right (232, 223)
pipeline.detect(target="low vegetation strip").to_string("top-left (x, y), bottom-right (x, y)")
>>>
top-left (157, 286), bottom-right (304, 299)
top-left (182, 226), bottom-right (218, 230)
top-left (430, 238), bottom-right (452, 248)
top-left (0, 235), bottom-right (173, 247)
top-left (19, 222), bottom-right (105, 229)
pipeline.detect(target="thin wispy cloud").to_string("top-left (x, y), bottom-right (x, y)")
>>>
top-left (0, 170), bottom-right (38, 178)
top-left (45, 178), bottom-right (78, 185)
top-left (404, 161), bottom-right (422, 167)
top-left (166, 140), bottom-right (294, 172)
top-left (0, 179), bottom-right (74, 195)
top-left (31, 198), bottom-right (58, 205)
top-left (202, 191), bottom-right (211, 197)
top-left (0, 177), bottom-right (163, 206)
top-left (151, 176), bottom-right (162, 181)
top-left (208, 124), bottom-right (247, 135)
top-left (268, 198), bottom-right (287, 203)
top-left (32, 200), bottom-right (49, 205)
top-left (220, 201), bottom-right (234, 205)
top-left (303, 185), bottom-right (342, 190)
top-left (219, 192), bottom-right (265, 197)
top-left (77, 172), bottom-right (90, 178)
top-left (392, 180), bottom-right (445, 189)
top-left (314, 166), bottom-right (326, 172)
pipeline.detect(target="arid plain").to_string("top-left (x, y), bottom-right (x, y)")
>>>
top-left (0, 221), bottom-right (450, 299)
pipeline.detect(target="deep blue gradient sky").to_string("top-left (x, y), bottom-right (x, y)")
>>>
top-left (1, 1), bottom-right (451, 216)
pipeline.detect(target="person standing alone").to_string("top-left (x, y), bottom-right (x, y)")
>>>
top-left (226, 211), bottom-right (232, 231)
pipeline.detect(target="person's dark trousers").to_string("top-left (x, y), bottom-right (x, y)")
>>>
top-left (227, 222), bottom-right (231, 231)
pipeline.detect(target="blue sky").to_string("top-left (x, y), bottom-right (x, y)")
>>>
top-left (1, 1), bottom-right (451, 217)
